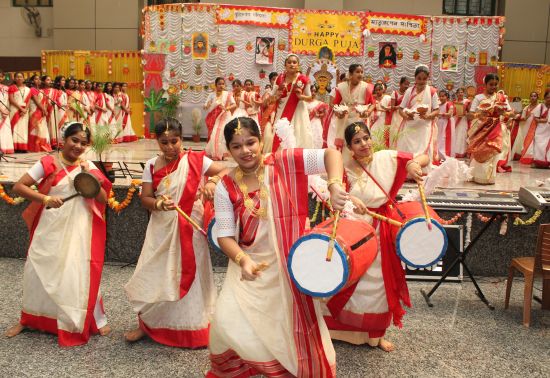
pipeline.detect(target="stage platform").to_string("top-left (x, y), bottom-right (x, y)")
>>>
top-left (1, 140), bottom-right (549, 276)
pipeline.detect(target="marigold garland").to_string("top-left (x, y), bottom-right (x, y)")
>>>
top-left (439, 212), bottom-right (464, 225)
top-left (0, 183), bottom-right (31, 205)
top-left (310, 201), bottom-right (321, 223)
top-left (513, 210), bottom-right (542, 226)
top-left (107, 179), bottom-right (142, 213)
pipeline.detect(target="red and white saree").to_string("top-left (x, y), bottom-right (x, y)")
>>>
top-left (28, 88), bottom-right (52, 152)
top-left (204, 91), bottom-right (235, 160)
top-left (263, 74), bottom-right (313, 153)
top-left (125, 151), bottom-right (216, 347)
top-left (324, 150), bottom-right (412, 345)
top-left (0, 84), bottom-right (14, 153)
top-left (208, 149), bottom-right (336, 377)
top-left (19, 155), bottom-right (111, 346)
top-left (9, 85), bottom-right (32, 151)
top-left (120, 92), bottom-right (137, 143)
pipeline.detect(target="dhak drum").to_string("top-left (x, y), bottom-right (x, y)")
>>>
top-left (389, 202), bottom-right (448, 268)
top-left (288, 218), bottom-right (378, 297)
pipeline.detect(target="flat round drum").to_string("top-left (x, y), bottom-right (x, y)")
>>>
top-left (73, 172), bottom-right (101, 198)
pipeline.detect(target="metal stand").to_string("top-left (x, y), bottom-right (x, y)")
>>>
top-left (421, 213), bottom-right (498, 310)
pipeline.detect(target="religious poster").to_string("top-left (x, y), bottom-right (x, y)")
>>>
top-left (192, 32), bottom-right (208, 60)
top-left (157, 39), bottom-right (170, 54)
top-left (290, 9), bottom-right (364, 56)
top-left (255, 37), bottom-right (275, 65)
top-left (479, 51), bottom-right (488, 66)
top-left (440, 45), bottom-right (458, 72)
top-left (379, 42), bottom-right (397, 68)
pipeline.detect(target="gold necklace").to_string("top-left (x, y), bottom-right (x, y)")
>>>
top-left (356, 154), bottom-right (373, 166)
top-left (162, 154), bottom-right (179, 190)
top-left (60, 154), bottom-right (80, 166)
top-left (235, 162), bottom-right (268, 218)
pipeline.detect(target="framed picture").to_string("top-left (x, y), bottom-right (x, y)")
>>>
top-left (479, 51), bottom-right (488, 66)
top-left (255, 37), bottom-right (275, 65)
top-left (379, 42), bottom-right (397, 69)
top-left (192, 32), bottom-right (209, 60)
top-left (440, 45), bottom-right (458, 72)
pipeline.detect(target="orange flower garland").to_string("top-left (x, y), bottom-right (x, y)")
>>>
top-left (0, 183), bottom-right (29, 205)
top-left (108, 179), bottom-right (142, 213)
top-left (439, 212), bottom-right (464, 225)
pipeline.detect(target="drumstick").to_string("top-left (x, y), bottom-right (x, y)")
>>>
top-left (309, 185), bottom-right (334, 213)
top-left (364, 208), bottom-right (403, 227)
top-left (161, 195), bottom-right (208, 237)
top-left (417, 183), bottom-right (432, 231)
top-left (326, 211), bottom-right (340, 262)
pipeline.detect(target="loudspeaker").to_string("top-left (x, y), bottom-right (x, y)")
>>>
top-left (405, 224), bottom-right (463, 281)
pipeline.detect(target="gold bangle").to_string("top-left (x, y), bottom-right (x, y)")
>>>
top-left (42, 195), bottom-right (51, 205)
top-left (154, 198), bottom-right (164, 211)
top-left (326, 178), bottom-right (343, 189)
top-left (234, 251), bottom-right (248, 266)
top-left (207, 175), bottom-right (221, 185)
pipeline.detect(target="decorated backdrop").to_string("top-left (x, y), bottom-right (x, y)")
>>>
top-left (142, 3), bottom-right (506, 137)
top-left (41, 50), bottom-right (144, 136)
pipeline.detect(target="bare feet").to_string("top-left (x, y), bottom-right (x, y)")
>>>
top-left (124, 328), bottom-right (146, 342)
top-left (4, 324), bottom-right (24, 338)
top-left (377, 338), bottom-right (396, 352)
top-left (99, 325), bottom-right (112, 336)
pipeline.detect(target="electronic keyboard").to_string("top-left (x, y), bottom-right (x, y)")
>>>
top-left (424, 191), bottom-right (527, 213)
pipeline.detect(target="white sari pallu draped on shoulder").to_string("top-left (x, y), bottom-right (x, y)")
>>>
top-left (19, 155), bottom-right (112, 347)
top-left (125, 151), bottom-right (216, 348)
top-left (208, 149), bottom-right (335, 378)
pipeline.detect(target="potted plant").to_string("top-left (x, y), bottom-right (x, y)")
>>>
top-left (144, 88), bottom-right (167, 136)
top-left (162, 93), bottom-right (179, 118)
top-left (191, 108), bottom-right (202, 143)
top-left (90, 122), bottom-right (121, 183)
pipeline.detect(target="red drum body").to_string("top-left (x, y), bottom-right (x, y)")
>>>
top-left (288, 218), bottom-right (378, 297)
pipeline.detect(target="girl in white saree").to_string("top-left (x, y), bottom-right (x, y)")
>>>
top-left (397, 65), bottom-right (440, 170)
top-left (207, 117), bottom-right (348, 377)
top-left (5, 122), bottom-right (112, 346)
top-left (124, 118), bottom-right (227, 347)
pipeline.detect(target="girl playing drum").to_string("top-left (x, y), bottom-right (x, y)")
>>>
top-left (323, 122), bottom-right (429, 352)
top-left (5, 122), bottom-right (112, 346)
top-left (207, 117), bottom-right (347, 377)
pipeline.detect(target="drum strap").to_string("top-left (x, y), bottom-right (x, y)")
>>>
top-left (353, 156), bottom-right (405, 219)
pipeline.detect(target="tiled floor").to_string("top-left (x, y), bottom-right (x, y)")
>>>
top-left (0, 258), bottom-right (548, 377)
top-left (1, 140), bottom-right (548, 191)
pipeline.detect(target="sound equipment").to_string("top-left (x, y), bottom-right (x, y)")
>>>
top-left (518, 187), bottom-right (550, 210)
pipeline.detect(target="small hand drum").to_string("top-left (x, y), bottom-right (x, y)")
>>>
top-left (47, 171), bottom-right (101, 208)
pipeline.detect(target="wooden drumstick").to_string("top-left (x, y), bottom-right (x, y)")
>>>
top-left (162, 195), bottom-right (208, 237)
top-left (417, 184), bottom-right (433, 231)
top-left (364, 208), bottom-right (403, 227)
top-left (326, 211), bottom-right (340, 262)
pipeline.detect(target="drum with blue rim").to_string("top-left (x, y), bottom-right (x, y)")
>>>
top-left (389, 202), bottom-right (448, 269)
top-left (288, 218), bottom-right (378, 298)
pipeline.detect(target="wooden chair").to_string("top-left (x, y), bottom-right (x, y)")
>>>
top-left (505, 223), bottom-right (550, 327)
